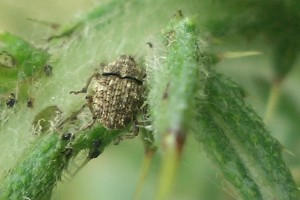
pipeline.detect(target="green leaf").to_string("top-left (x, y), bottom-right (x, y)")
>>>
top-left (196, 72), bottom-right (299, 199)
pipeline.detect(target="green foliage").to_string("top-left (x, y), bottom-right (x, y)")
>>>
top-left (148, 14), bottom-right (199, 137)
top-left (0, 133), bottom-right (64, 200)
top-left (0, 32), bottom-right (49, 79)
top-left (197, 72), bottom-right (298, 199)
top-left (0, 123), bottom-right (123, 200)
top-left (0, 0), bottom-right (299, 200)
top-left (0, 32), bottom-right (49, 102)
top-left (147, 14), bottom-right (202, 199)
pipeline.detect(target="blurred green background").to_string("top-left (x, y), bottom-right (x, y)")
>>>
top-left (0, 0), bottom-right (299, 199)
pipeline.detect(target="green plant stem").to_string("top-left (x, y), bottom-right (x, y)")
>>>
top-left (264, 78), bottom-right (281, 124)
top-left (134, 125), bottom-right (157, 200)
top-left (148, 14), bottom-right (201, 199)
top-left (0, 133), bottom-right (64, 200)
top-left (133, 148), bottom-right (155, 200)
top-left (0, 125), bottom-right (122, 200)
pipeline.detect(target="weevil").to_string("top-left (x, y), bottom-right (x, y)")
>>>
top-left (71, 55), bottom-right (145, 130)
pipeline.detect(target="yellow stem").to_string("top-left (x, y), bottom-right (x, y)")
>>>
top-left (155, 133), bottom-right (183, 200)
top-left (133, 150), bottom-right (155, 200)
top-left (264, 79), bottom-right (282, 124)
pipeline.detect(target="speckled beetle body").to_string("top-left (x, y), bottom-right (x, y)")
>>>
top-left (71, 55), bottom-right (144, 130)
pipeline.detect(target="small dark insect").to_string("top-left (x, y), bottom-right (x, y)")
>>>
top-left (92, 138), bottom-right (102, 148)
top-left (88, 150), bottom-right (101, 159)
top-left (6, 93), bottom-right (16, 108)
top-left (173, 10), bottom-right (183, 18)
top-left (27, 98), bottom-right (34, 108)
top-left (61, 132), bottom-right (74, 141)
top-left (88, 139), bottom-right (102, 159)
top-left (178, 10), bottom-right (183, 17)
top-left (71, 55), bottom-right (145, 130)
top-left (62, 146), bottom-right (73, 160)
top-left (44, 64), bottom-right (53, 76)
top-left (146, 42), bottom-right (153, 48)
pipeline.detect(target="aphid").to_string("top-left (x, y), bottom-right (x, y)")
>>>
top-left (27, 98), bottom-right (34, 108)
top-left (61, 132), bottom-right (74, 141)
top-left (177, 10), bottom-right (183, 17)
top-left (71, 55), bottom-right (145, 130)
top-left (146, 42), bottom-right (153, 48)
top-left (62, 146), bottom-right (73, 160)
top-left (6, 93), bottom-right (16, 108)
top-left (88, 139), bottom-right (102, 159)
top-left (71, 138), bottom-right (103, 176)
top-left (44, 64), bottom-right (53, 76)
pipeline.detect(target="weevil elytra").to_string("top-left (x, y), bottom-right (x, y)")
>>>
top-left (71, 55), bottom-right (145, 130)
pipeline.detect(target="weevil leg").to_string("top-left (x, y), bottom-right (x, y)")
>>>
top-left (132, 119), bottom-right (140, 137)
top-left (86, 95), bottom-right (97, 118)
top-left (79, 118), bottom-right (96, 131)
top-left (56, 104), bottom-right (86, 129)
top-left (62, 97), bottom-right (97, 131)
top-left (134, 120), bottom-right (153, 131)
top-left (114, 120), bottom-right (140, 145)
top-left (75, 95), bottom-right (97, 131)
top-left (70, 72), bottom-right (101, 94)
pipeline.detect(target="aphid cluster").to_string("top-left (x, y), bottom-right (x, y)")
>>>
top-left (71, 55), bottom-right (145, 130)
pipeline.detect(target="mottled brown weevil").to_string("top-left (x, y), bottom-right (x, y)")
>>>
top-left (70, 55), bottom-right (145, 130)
